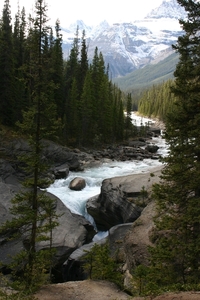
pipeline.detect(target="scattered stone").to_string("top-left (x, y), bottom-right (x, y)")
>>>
top-left (145, 144), bottom-right (159, 153)
top-left (53, 164), bottom-right (69, 179)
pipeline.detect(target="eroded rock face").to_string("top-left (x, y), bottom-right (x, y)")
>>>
top-left (0, 182), bottom-right (96, 277)
top-left (86, 191), bottom-right (142, 231)
top-left (69, 177), bottom-right (86, 191)
top-left (123, 201), bottom-right (156, 271)
top-left (42, 140), bottom-right (80, 171)
top-left (86, 167), bottom-right (163, 231)
top-left (62, 223), bottom-right (132, 281)
top-left (86, 177), bottom-right (143, 231)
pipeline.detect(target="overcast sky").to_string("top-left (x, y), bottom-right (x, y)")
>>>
top-left (7, 0), bottom-right (164, 27)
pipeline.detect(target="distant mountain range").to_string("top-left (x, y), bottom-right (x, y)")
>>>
top-left (113, 51), bottom-right (179, 93)
top-left (61, 0), bottom-right (186, 80)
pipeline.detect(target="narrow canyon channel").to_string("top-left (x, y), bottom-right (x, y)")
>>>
top-left (47, 113), bottom-right (167, 238)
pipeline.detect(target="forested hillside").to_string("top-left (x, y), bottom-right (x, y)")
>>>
top-left (0, 0), bottom-right (134, 147)
top-left (138, 79), bottom-right (176, 121)
top-left (113, 52), bottom-right (178, 93)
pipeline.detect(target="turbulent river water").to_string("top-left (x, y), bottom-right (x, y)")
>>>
top-left (47, 114), bottom-right (167, 236)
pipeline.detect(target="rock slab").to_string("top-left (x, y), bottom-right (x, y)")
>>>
top-left (86, 166), bottom-right (163, 231)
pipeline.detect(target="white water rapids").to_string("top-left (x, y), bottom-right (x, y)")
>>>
top-left (47, 114), bottom-right (167, 238)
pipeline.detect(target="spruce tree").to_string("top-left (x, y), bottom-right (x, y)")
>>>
top-left (78, 30), bottom-right (88, 97)
top-left (51, 19), bottom-right (65, 120)
top-left (13, 6), bottom-right (27, 123)
top-left (80, 69), bottom-right (95, 145)
top-left (82, 243), bottom-right (123, 285)
top-left (64, 26), bottom-right (79, 141)
top-left (125, 93), bottom-right (133, 138)
top-left (0, 0), bottom-right (15, 126)
top-left (149, 0), bottom-right (200, 288)
top-left (0, 0), bottom-right (60, 292)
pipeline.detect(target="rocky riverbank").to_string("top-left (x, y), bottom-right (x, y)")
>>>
top-left (0, 124), bottom-right (164, 289)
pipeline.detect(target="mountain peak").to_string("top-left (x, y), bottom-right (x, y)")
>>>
top-left (61, 0), bottom-right (185, 78)
top-left (145, 0), bottom-right (187, 20)
top-left (68, 20), bottom-right (92, 33)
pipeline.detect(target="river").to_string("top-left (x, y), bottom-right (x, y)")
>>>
top-left (47, 114), bottom-right (167, 232)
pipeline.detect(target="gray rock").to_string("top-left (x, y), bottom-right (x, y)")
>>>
top-left (63, 239), bottom-right (106, 281)
top-left (0, 159), bottom-right (21, 185)
top-left (128, 140), bottom-right (146, 147)
top-left (62, 223), bottom-right (132, 281)
top-left (0, 185), bottom-right (96, 271)
top-left (148, 127), bottom-right (161, 136)
top-left (86, 168), bottom-right (163, 231)
top-left (53, 164), bottom-right (69, 179)
top-left (69, 177), bottom-right (86, 191)
top-left (86, 176), bottom-right (143, 231)
top-left (0, 182), bottom-right (20, 225)
top-left (145, 144), bottom-right (159, 153)
top-left (42, 140), bottom-right (80, 171)
top-left (123, 201), bottom-right (156, 271)
top-left (0, 139), bottom-right (81, 182)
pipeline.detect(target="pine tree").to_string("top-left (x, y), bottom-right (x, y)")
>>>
top-left (82, 243), bottom-right (123, 285)
top-left (125, 93), bottom-right (133, 138)
top-left (78, 30), bottom-right (88, 96)
top-left (13, 6), bottom-right (27, 123)
top-left (90, 46), bottom-right (101, 132)
top-left (51, 19), bottom-right (65, 120)
top-left (70, 77), bottom-right (80, 142)
top-left (97, 53), bottom-right (112, 143)
top-left (80, 69), bottom-right (94, 144)
top-left (149, 0), bottom-right (200, 288)
top-left (0, 0), bottom-right (60, 292)
top-left (0, 0), bottom-right (15, 126)
top-left (64, 26), bottom-right (79, 140)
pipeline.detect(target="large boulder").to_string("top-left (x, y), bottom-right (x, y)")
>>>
top-left (62, 223), bottom-right (132, 281)
top-left (69, 177), bottom-right (86, 191)
top-left (86, 166), bottom-right (163, 231)
top-left (39, 192), bottom-right (96, 261)
top-left (0, 182), bottom-right (96, 280)
top-left (86, 191), bottom-right (141, 231)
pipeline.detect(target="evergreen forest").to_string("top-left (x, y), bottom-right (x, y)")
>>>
top-left (0, 0), bottom-right (133, 148)
top-left (138, 79), bottom-right (176, 121)
top-left (2, 0), bottom-right (200, 298)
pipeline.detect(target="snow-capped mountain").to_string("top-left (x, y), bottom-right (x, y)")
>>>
top-left (146, 0), bottom-right (186, 19)
top-left (61, 0), bottom-right (186, 78)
